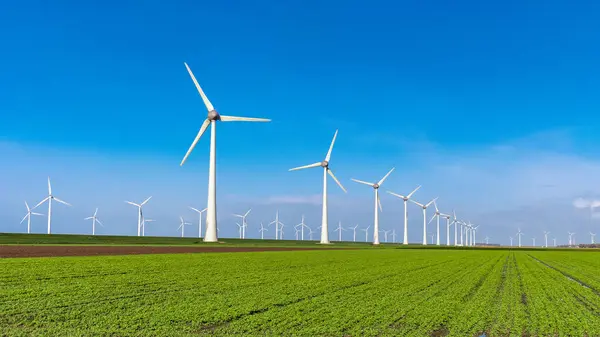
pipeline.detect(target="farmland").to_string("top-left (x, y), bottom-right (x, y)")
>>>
top-left (1, 249), bottom-right (600, 336)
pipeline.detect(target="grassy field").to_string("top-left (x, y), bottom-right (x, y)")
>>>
top-left (1, 248), bottom-right (600, 336)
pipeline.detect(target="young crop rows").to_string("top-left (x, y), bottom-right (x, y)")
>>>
top-left (1, 249), bottom-right (599, 336)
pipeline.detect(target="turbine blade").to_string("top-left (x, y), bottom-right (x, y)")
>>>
top-left (377, 167), bottom-right (395, 186)
top-left (141, 196), bottom-right (152, 206)
top-left (428, 213), bottom-right (436, 224)
top-left (407, 185), bottom-right (421, 198)
top-left (327, 169), bottom-right (347, 193)
top-left (24, 201), bottom-right (30, 212)
top-left (409, 199), bottom-right (424, 207)
top-left (244, 209), bottom-right (252, 217)
top-left (219, 116), bottom-right (271, 122)
top-left (433, 200), bottom-right (439, 212)
top-left (94, 208), bottom-right (98, 216)
top-left (31, 212), bottom-right (44, 216)
top-left (288, 162), bottom-right (321, 171)
top-left (184, 62), bottom-right (214, 111)
top-left (386, 191), bottom-right (406, 199)
top-left (84, 217), bottom-right (93, 220)
top-left (189, 206), bottom-right (201, 213)
top-left (53, 198), bottom-right (71, 206)
top-left (426, 197), bottom-right (438, 207)
top-left (20, 214), bottom-right (28, 224)
top-left (325, 129), bottom-right (338, 162)
top-left (47, 177), bottom-right (52, 195)
top-left (33, 197), bottom-right (48, 209)
top-left (351, 178), bottom-right (375, 187)
top-left (125, 201), bottom-right (140, 207)
top-left (377, 194), bottom-right (383, 212)
top-left (180, 119), bottom-right (210, 166)
top-left (97, 219), bottom-right (104, 227)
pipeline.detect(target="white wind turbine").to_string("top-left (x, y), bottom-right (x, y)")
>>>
top-left (590, 232), bottom-right (596, 244)
top-left (441, 212), bottom-right (453, 246)
top-left (269, 211), bottom-right (285, 240)
top-left (141, 217), bottom-right (154, 236)
top-left (296, 215), bottom-right (308, 240)
top-left (472, 224), bottom-right (479, 246)
top-left (288, 130), bottom-right (347, 244)
top-left (543, 231), bottom-right (550, 248)
top-left (350, 224), bottom-right (359, 242)
top-left (387, 185), bottom-right (421, 245)
top-left (568, 232), bottom-right (575, 246)
top-left (427, 200), bottom-right (443, 246)
top-left (531, 237), bottom-right (536, 247)
top-left (553, 237), bottom-right (557, 247)
top-left (125, 196), bottom-right (152, 237)
top-left (517, 228), bottom-right (524, 247)
top-left (382, 230), bottom-right (391, 243)
top-left (259, 222), bottom-right (267, 240)
top-left (509, 236), bottom-right (513, 247)
top-left (233, 208), bottom-right (251, 239)
top-left (410, 197), bottom-right (438, 246)
top-left (334, 221), bottom-right (346, 241)
top-left (34, 177), bottom-right (72, 235)
top-left (485, 236), bottom-right (490, 244)
top-left (429, 232), bottom-right (435, 244)
top-left (452, 211), bottom-right (459, 246)
top-left (351, 168), bottom-right (395, 245)
top-left (179, 62), bottom-right (270, 243)
top-left (235, 223), bottom-right (243, 238)
top-left (20, 201), bottom-right (44, 234)
top-left (361, 226), bottom-right (371, 242)
top-left (308, 227), bottom-right (315, 240)
top-left (178, 216), bottom-right (191, 237)
top-left (391, 229), bottom-right (397, 243)
top-left (189, 206), bottom-right (207, 238)
top-left (84, 208), bottom-right (103, 235)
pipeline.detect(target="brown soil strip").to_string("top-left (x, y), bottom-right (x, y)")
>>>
top-left (0, 245), bottom-right (354, 258)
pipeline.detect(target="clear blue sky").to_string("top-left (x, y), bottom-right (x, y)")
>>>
top-left (1, 0), bottom-right (600, 243)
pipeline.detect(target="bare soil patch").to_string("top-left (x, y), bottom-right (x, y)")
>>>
top-left (0, 245), bottom-right (352, 258)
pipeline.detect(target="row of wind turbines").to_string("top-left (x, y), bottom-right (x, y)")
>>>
top-left (509, 229), bottom-right (597, 247)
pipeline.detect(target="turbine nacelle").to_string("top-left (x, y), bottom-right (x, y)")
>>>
top-left (208, 109), bottom-right (220, 121)
top-left (321, 160), bottom-right (329, 168)
top-left (373, 183), bottom-right (380, 189)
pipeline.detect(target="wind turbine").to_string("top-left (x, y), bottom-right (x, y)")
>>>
top-left (590, 232), bottom-right (596, 244)
top-left (178, 216), bottom-right (191, 237)
top-left (472, 224), bottom-right (479, 246)
top-left (308, 227), bottom-right (315, 240)
top-left (351, 168), bottom-right (395, 245)
top-left (349, 224), bottom-right (359, 242)
top-left (235, 223), bottom-right (243, 238)
top-left (553, 237), bottom-right (557, 247)
top-left (233, 208), bottom-right (251, 239)
top-left (429, 232), bottom-right (435, 244)
top-left (509, 236), bottom-right (513, 247)
top-left (452, 211), bottom-right (459, 246)
top-left (125, 196), bottom-right (152, 237)
top-left (485, 236), bottom-right (490, 245)
top-left (387, 185), bottom-right (421, 245)
top-left (288, 130), bottom-right (347, 244)
top-left (531, 237), bottom-right (536, 247)
top-left (517, 228), bottom-right (524, 247)
top-left (20, 201), bottom-right (44, 234)
top-left (427, 200), bottom-right (443, 246)
top-left (189, 206), bottom-right (207, 238)
top-left (141, 217), bottom-right (154, 236)
top-left (410, 197), bottom-right (438, 245)
top-left (334, 221), bottom-right (346, 241)
top-left (441, 213), bottom-right (452, 246)
top-left (391, 229), bottom-right (397, 243)
top-left (259, 222), bottom-right (267, 240)
top-left (568, 232), bottom-right (575, 246)
top-left (543, 231), bottom-right (550, 248)
top-left (269, 211), bottom-right (284, 240)
top-left (34, 177), bottom-right (72, 234)
top-left (179, 62), bottom-right (270, 243)
top-left (84, 208), bottom-right (103, 235)
top-left (361, 226), bottom-right (371, 242)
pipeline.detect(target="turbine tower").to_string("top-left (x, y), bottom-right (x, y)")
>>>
top-left (179, 62), bottom-right (270, 243)
top-left (350, 224), bottom-right (359, 242)
top-left (269, 211), bottom-right (285, 240)
top-left (410, 197), bottom-right (438, 245)
top-left (387, 185), bottom-right (421, 245)
top-left (125, 196), bottom-right (152, 237)
top-left (509, 236), bottom-right (513, 247)
top-left (288, 130), bottom-right (346, 244)
top-left (20, 201), bottom-right (44, 234)
top-left (141, 217), bottom-right (154, 236)
top-left (568, 232), bottom-right (575, 246)
top-left (361, 226), bottom-right (371, 242)
top-left (84, 208), bottom-right (103, 235)
top-left (189, 206), bottom-right (207, 238)
top-left (428, 200), bottom-right (443, 245)
top-left (441, 212), bottom-right (452, 246)
top-left (351, 168), bottom-right (395, 245)
top-left (543, 231), bottom-right (550, 248)
top-left (34, 177), bottom-right (72, 235)
top-left (590, 232), bottom-right (596, 244)
top-left (334, 221), bottom-right (345, 241)
top-left (259, 222), bottom-right (267, 239)
top-left (233, 208), bottom-right (252, 239)
top-left (517, 228), bottom-right (524, 247)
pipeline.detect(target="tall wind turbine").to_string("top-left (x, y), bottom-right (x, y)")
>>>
top-left (517, 228), bottom-right (524, 247)
top-left (350, 224), bottom-right (359, 242)
top-left (20, 201), bottom-right (44, 234)
top-left (428, 200), bottom-right (443, 246)
top-left (543, 231), bottom-right (550, 248)
top-left (351, 168), bottom-right (395, 245)
top-left (334, 221), bottom-right (346, 241)
top-left (441, 213), bottom-right (452, 246)
top-left (296, 215), bottom-right (308, 240)
top-left (259, 222), bottom-right (267, 239)
top-left (141, 217), bottom-right (154, 236)
top-left (452, 211), bottom-right (459, 246)
top-left (125, 196), bottom-right (152, 237)
top-left (34, 177), bottom-right (72, 235)
top-left (178, 216), bottom-right (191, 237)
top-left (288, 130), bottom-right (347, 244)
top-left (361, 226), bottom-right (371, 242)
top-left (410, 197), bottom-right (438, 245)
top-left (590, 232), bottom-right (596, 244)
top-left (269, 211), bottom-right (284, 240)
top-left (233, 208), bottom-right (252, 239)
top-left (84, 208), bottom-right (103, 235)
top-left (189, 206), bottom-right (207, 238)
top-left (387, 185), bottom-right (421, 245)
top-left (179, 62), bottom-right (270, 243)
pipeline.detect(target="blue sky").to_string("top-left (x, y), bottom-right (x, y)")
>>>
top-left (2, 0), bottom-right (600, 244)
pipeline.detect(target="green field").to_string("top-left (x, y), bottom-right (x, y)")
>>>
top-left (2, 248), bottom-right (600, 336)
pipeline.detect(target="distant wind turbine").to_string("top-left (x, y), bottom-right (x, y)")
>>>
top-left (20, 201), bottom-right (44, 234)
top-left (590, 232), bottom-right (596, 244)
top-left (485, 236), bottom-right (490, 245)
top-left (141, 217), bottom-right (154, 236)
top-left (351, 168), bottom-right (395, 245)
top-left (259, 222), bottom-right (267, 239)
top-left (233, 208), bottom-right (251, 239)
top-left (543, 231), bottom-right (550, 248)
top-left (334, 221), bottom-right (346, 241)
top-left (269, 211), bottom-right (284, 240)
top-left (361, 226), bottom-right (371, 242)
top-left (517, 228), bottom-right (524, 247)
top-left (178, 216), bottom-right (191, 237)
top-left (509, 236), bottom-right (513, 247)
top-left (34, 177), bottom-right (72, 234)
top-left (410, 197), bottom-right (438, 245)
top-left (288, 130), bottom-right (346, 244)
top-left (428, 200), bottom-right (443, 246)
top-left (125, 196), bottom-right (152, 237)
top-left (179, 62), bottom-right (270, 243)
top-left (387, 185), bottom-right (421, 245)
top-left (350, 224), bottom-right (359, 242)
top-left (84, 208), bottom-right (103, 235)
top-left (391, 229), bottom-right (397, 243)
top-left (189, 206), bottom-right (207, 238)
top-left (532, 237), bottom-right (536, 247)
